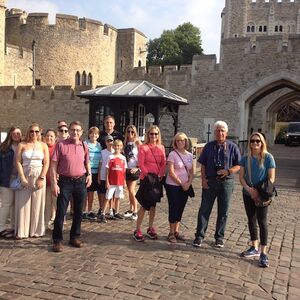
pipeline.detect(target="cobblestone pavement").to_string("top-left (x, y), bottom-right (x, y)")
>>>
top-left (0, 145), bottom-right (299, 300)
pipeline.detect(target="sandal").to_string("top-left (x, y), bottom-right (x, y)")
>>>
top-left (174, 232), bottom-right (186, 241)
top-left (167, 233), bottom-right (177, 243)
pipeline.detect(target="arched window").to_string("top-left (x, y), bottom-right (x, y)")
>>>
top-left (120, 60), bottom-right (123, 68)
top-left (275, 25), bottom-right (278, 32)
top-left (82, 71), bottom-right (87, 86)
top-left (247, 26), bottom-right (251, 32)
top-left (75, 71), bottom-right (81, 86)
top-left (88, 73), bottom-right (92, 86)
top-left (259, 26), bottom-right (262, 32)
top-left (263, 26), bottom-right (267, 32)
top-left (279, 25), bottom-right (283, 32)
top-left (138, 60), bottom-right (142, 67)
top-left (251, 25), bottom-right (255, 32)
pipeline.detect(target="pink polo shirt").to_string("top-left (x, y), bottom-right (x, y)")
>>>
top-left (52, 139), bottom-right (89, 177)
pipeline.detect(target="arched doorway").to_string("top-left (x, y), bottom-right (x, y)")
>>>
top-left (238, 71), bottom-right (300, 145)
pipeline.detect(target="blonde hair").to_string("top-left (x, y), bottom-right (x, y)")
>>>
top-left (88, 126), bottom-right (100, 135)
top-left (24, 123), bottom-right (42, 142)
top-left (113, 139), bottom-right (123, 148)
top-left (124, 125), bottom-right (139, 144)
top-left (172, 132), bottom-right (189, 150)
top-left (247, 132), bottom-right (268, 167)
top-left (145, 125), bottom-right (162, 145)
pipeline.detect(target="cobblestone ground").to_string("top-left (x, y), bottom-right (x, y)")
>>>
top-left (0, 146), bottom-right (299, 300)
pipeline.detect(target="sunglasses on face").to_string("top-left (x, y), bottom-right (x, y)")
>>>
top-left (106, 140), bottom-right (113, 143)
top-left (127, 130), bottom-right (135, 134)
top-left (149, 132), bottom-right (159, 136)
top-left (59, 129), bottom-right (68, 133)
top-left (176, 139), bottom-right (185, 142)
top-left (30, 130), bottom-right (39, 134)
top-left (250, 139), bottom-right (261, 144)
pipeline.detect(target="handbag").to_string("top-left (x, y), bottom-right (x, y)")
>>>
top-left (247, 156), bottom-right (277, 207)
top-left (10, 176), bottom-right (23, 191)
top-left (174, 150), bottom-right (195, 198)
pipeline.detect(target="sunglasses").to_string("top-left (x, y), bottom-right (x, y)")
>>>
top-left (250, 139), bottom-right (261, 144)
top-left (149, 132), bottom-right (159, 136)
top-left (30, 130), bottom-right (40, 134)
top-left (127, 130), bottom-right (135, 134)
top-left (176, 139), bottom-right (185, 142)
top-left (106, 140), bottom-right (113, 142)
top-left (59, 129), bottom-right (68, 133)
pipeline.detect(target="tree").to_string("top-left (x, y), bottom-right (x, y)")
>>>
top-left (147, 22), bottom-right (203, 66)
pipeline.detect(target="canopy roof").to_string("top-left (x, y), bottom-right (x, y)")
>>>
top-left (80, 80), bottom-right (188, 105)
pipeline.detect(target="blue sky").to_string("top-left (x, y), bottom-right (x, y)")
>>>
top-left (6, 0), bottom-right (225, 59)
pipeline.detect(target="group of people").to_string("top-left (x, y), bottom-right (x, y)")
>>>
top-left (0, 118), bottom-right (275, 268)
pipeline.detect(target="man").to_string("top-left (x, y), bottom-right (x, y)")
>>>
top-left (51, 121), bottom-right (92, 252)
top-left (99, 115), bottom-right (123, 149)
top-left (193, 121), bottom-right (241, 248)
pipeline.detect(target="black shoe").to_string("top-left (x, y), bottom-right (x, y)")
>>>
top-left (98, 214), bottom-right (107, 223)
top-left (82, 212), bottom-right (89, 220)
top-left (87, 212), bottom-right (97, 220)
top-left (114, 213), bottom-right (124, 220)
top-left (193, 237), bottom-right (202, 247)
top-left (215, 239), bottom-right (224, 248)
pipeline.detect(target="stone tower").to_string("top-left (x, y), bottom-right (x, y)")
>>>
top-left (0, 0), bottom-right (5, 85)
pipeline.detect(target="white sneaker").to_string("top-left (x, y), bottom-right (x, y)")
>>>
top-left (130, 213), bottom-right (138, 220)
top-left (124, 210), bottom-right (133, 218)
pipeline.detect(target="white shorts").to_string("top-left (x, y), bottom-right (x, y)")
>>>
top-left (105, 185), bottom-right (124, 200)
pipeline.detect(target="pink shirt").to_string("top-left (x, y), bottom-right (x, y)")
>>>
top-left (166, 150), bottom-right (193, 186)
top-left (138, 144), bottom-right (166, 180)
top-left (52, 139), bottom-right (89, 177)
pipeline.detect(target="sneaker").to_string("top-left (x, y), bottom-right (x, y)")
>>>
top-left (146, 227), bottom-right (158, 240)
top-left (130, 213), bottom-right (138, 220)
top-left (98, 214), bottom-right (107, 223)
top-left (82, 212), bottom-right (89, 220)
top-left (193, 237), bottom-right (202, 247)
top-left (258, 253), bottom-right (269, 268)
top-left (215, 239), bottom-right (224, 248)
top-left (97, 208), bottom-right (102, 217)
top-left (133, 229), bottom-right (145, 242)
top-left (240, 246), bottom-right (260, 258)
top-left (124, 210), bottom-right (133, 218)
top-left (114, 213), bottom-right (124, 220)
top-left (87, 212), bottom-right (97, 220)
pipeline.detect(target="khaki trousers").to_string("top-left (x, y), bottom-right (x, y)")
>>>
top-left (0, 186), bottom-right (15, 232)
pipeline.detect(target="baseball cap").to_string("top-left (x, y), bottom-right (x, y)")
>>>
top-left (105, 135), bottom-right (114, 142)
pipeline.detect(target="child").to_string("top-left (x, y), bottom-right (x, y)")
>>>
top-left (83, 127), bottom-right (102, 220)
top-left (97, 135), bottom-right (114, 222)
top-left (100, 139), bottom-right (127, 223)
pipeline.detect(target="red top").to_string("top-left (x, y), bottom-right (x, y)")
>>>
top-left (138, 144), bottom-right (166, 180)
top-left (52, 139), bottom-right (89, 177)
top-left (106, 154), bottom-right (127, 186)
top-left (46, 143), bottom-right (56, 186)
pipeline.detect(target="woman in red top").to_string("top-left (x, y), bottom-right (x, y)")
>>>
top-left (44, 129), bottom-right (57, 229)
top-left (133, 125), bottom-right (166, 242)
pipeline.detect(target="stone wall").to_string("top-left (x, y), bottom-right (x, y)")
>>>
top-left (0, 0), bottom-right (5, 85)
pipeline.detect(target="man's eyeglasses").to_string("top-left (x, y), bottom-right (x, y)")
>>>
top-left (59, 129), bottom-right (68, 133)
top-left (149, 132), bottom-right (159, 136)
top-left (30, 130), bottom-right (40, 134)
top-left (250, 139), bottom-right (261, 144)
top-left (70, 129), bottom-right (82, 132)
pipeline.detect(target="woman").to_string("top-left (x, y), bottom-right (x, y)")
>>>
top-left (0, 126), bottom-right (22, 238)
top-left (124, 125), bottom-right (142, 220)
top-left (239, 132), bottom-right (276, 268)
top-left (15, 123), bottom-right (49, 239)
top-left (44, 129), bottom-right (57, 229)
top-left (165, 132), bottom-right (194, 243)
top-left (84, 126), bottom-right (102, 220)
top-left (134, 125), bottom-right (166, 242)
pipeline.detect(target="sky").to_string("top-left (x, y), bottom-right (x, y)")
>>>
top-left (6, 0), bottom-right (225, 59)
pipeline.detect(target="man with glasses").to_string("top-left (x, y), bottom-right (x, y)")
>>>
top-left (51, 121), bottom-right (92, 252)
top-left (99, 115), bottom-right (123, 149)
top-left (193, 121), bottom-right (241, 248)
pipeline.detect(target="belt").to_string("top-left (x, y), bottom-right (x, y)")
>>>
top-left (59, 174), bottom-right (85, 182)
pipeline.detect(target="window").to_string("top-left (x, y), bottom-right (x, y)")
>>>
top-left (263, 26), bottom-right (267, 32)
top-left (136, 104), bottom-right (145, 139)
top-left (275, 25), bottom-right (278, 32)
top-left (279, 25), bottom-right (283, 32)
top-left (88, 73), bottom-right (92, 86)
top-left (75, 71), bottom-right (80, 85)
top-left (259, 26), bottom-right (263, 32)
top-left (120, 60), bottom-right (123, 68)
top-left (251, 26), bottom-right (255, 32)
top-left (247, 26), bottom-right (251, 32)
top-left (82, 71), bottom-right (87, 86)
top-left (138, 60), bottom-right (142, 67)
top-left (35, 79), bottom-right (41, 86)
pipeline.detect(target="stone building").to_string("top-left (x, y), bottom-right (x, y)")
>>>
top-left (1, 0), bottom-right (300, 145)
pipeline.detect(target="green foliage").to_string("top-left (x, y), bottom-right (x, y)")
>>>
top-left (147, 22), bottom-right (203, 67)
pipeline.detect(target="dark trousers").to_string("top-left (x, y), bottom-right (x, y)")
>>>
top-left (195, 178), bottom-right (234, 240)
top-left (52, 177), bottom-right (87, 242)
top-left (165, 184), bottom-right (188, 223)
top-left (243, 193), bottom-right (268, 245)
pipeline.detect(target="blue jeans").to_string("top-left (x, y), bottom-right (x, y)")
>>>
top-left (195, 178), bottom-right (234, 240)
top-left (52, 177), bottom-right (87, 242)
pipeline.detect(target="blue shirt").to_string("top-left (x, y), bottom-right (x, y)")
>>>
top-left (198, 140), bottom-right (241, 178)
top-left (239, 153), bottom-right (276, 187)
top-left (85, 141), bottom-right (102, 174)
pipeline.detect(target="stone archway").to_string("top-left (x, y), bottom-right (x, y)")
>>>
top-left (238, 71), bottom-right (300, 144)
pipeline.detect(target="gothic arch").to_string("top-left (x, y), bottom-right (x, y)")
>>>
top-left (238, 71), bottom-right (300, 143)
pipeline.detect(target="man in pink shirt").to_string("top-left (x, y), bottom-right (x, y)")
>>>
top-left (51, 121), bottom-right (92, 252)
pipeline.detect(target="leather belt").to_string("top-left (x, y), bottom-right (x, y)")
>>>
top-left (59, 174), bottom-right (85, 182)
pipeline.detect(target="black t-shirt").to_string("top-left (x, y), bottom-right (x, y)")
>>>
top-left (99, 130), bottom-right (124, 149)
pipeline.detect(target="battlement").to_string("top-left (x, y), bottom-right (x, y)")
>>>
top-left (250, 0), bottom-right (300, 5)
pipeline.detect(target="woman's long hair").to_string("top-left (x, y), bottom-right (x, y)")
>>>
top-left (124, 125), bottom-right (139, 145)
top-left (145, 125), bottom-right (162, 145)
top-left (0, 126), bottom-right (22, 153)
top-left (247, 132), bottom-right (268, 167)
top-left (24, 123), bottom-right (42, 143)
